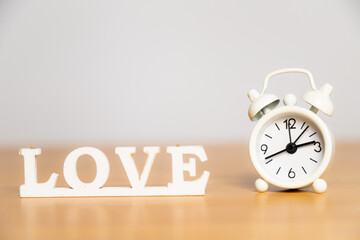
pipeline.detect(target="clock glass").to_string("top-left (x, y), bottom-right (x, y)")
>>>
top-left (256, 113), bottom-right (324, 182)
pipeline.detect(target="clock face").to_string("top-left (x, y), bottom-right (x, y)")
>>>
top-left (256, 113), bottom-right (324, 183)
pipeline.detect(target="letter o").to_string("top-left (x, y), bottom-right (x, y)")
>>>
top-left (63, 147), bottom-right (109, 190)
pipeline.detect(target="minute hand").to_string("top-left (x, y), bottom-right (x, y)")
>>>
top-left (265, 148), bottom-right (287, 160)
top-left (296, 140), bottom-right (316, 148)
top-left (265, 141), bottom-right (316, 160)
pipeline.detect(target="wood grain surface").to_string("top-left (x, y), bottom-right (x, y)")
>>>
top-left (0, 143), bottom-right (359, 240)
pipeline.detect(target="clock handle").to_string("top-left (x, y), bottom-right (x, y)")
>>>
top-left (260, 68), bottom-right (318, 95)
top-left (248, 68), bottom-right (334, 120)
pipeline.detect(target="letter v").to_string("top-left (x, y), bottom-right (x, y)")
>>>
top-left (115, 147), bottom-right (160, 189)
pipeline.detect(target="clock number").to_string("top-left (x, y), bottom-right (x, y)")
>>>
top-left (288, 168), bottom-right (296, 179)
top-left (314, 142), bottom-right (322, 152)
top-left (260, 144), bottom-right (268, 155)
top-left (283, 118), bottom-right (296, 129)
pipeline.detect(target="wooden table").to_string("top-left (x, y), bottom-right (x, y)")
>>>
top-left (0, 143), bottom-right (359, 240)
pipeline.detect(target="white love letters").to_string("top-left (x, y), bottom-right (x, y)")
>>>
top-left (19, 146), bottom-right (210, 197)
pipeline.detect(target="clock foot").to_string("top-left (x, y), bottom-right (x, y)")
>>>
top-left (312, 178), bottom-right (327, 193)
top-left (255, 178), bottom-right (268, 192)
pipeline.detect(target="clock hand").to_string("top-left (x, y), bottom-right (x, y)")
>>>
top-left (293, 125), bottom-right (309, 144)
top-left (265, 148), bottom-right (287, 159)
top-left (287, 121), bottom-right (292, 143)
top-left (265, 140), bottom-right (316, 160)
top-left (295, 140), bottom-right (316, 148)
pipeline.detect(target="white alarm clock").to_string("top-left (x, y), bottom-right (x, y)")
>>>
top-left (247, 68), bottom-right (334, 193)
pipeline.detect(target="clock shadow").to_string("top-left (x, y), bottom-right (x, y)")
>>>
top-left (278, 189), bottom-right (305, 193)
top-left (245, 181), bottom-right (313, 193)
top-left (269, 185), bottom-right (312, 193)
top-left (235, 175), bottom-right (314, 193)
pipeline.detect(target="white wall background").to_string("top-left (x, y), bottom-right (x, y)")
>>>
top-left (0, 0), bottom-right (359, 147)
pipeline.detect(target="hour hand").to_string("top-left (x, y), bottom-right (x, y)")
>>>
top-left (296, 140), bottom-right (316, 148)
